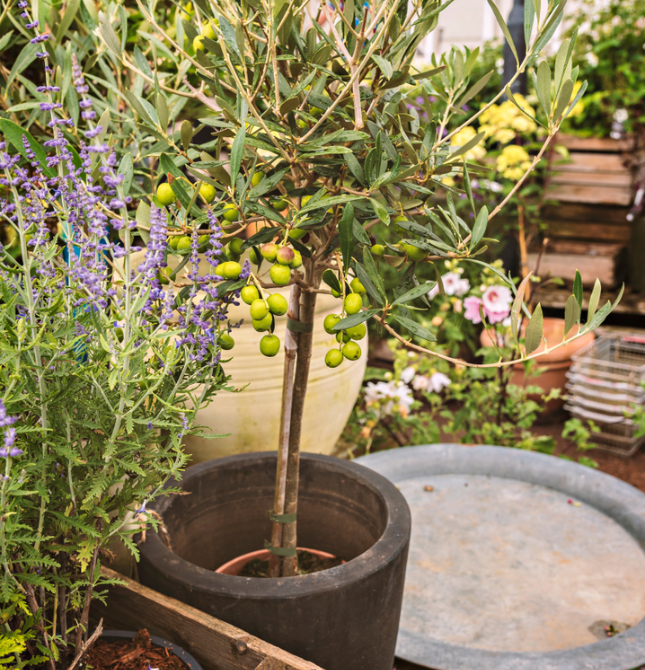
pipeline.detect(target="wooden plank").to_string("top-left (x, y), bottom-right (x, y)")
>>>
top-left (553, 152), bottom-right (628, 172)
top-left (550, 170), bottom-right (632, 187)
top-left (543, 240), bottom-right (624, 257)
top-left (546, 221), bottom-right (632, 244)
top-left (556, 133), bottom-right (634, 152)
top-left (547, 183), bottom-right (633, 206)
top-left (528, 251), bottom-right (624, 288)
top-left (91, 568), bottom-right (323, 670)
top-left (531, 285), bottom-right (645, 315)
top-left (542, 203), bottom-right (631, 224)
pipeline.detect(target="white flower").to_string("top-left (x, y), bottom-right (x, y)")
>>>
top-left (428, 372), bottom-right (451, 393)
top-left (400, 366), bottom-right (416, 384)
top-left (412, 374), bottom-right (430, 391)
top-left (428, 272), bottom-right (470, 300)
top-left (364, 381), bottom-right (414, 417)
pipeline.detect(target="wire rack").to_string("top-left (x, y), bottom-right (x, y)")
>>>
top-left (565, 334), bottom-right (645, 457)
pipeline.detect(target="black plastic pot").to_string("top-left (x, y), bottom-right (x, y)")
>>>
top-left (99, 630), bottom-right (202, 669)
top-left (138, 452), bottom-right (411, 670)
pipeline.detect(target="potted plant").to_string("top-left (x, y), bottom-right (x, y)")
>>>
top-left (0, 8), bottom-right (234, 666)
top-left (103, 1), bottom-right (619, 669)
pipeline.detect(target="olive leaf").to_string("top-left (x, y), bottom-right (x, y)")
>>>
top-left (564, 294), bottom-right (581, 336)
top-left (524, 304), bottom-right (544, 356)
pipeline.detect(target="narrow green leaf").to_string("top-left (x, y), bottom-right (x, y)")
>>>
top-left (536, 60), bottom-right (552, 118)
top-left (339, 204), bottom-right (354, 272)
top-left (124, 90), bottom-right (154, 126)
top-left (524, 0), bottom-right (535, 49)
top-left (393, 282), bottom-right (437, 305)
top-left (230, 125), bottom-right (246, 188)
top-left (554, 79), bottom-right (574, 120)
top-left (573, 270), bottom-right (583, 310)
top-left (57, 0), bottom-right (81, 43)
top-left (470, 206), bottom-right (488, 250)
top-left (0, 31), bottom-right (13, 53)
top-left (353, 219), bottom-right (371, 245)
top-left (587, 278), bottom-right (601, 323)
top-left (334, 309), bottom-right (379, 331)
top-left (6, 42), bottom-right (38, 91)
top-left (118, 153), bottom-right (134, 195)
top-left (99, 14), bottom-right (122, 56)
top-left (180, 120), bottom-right (193, 152)
top-left (487, 0), bottom-right (518, 64)
top-left (248, 168), bottom-right (289, 199)
top-left (133, 46), bottom-right (152, 78)
top-left (456, 70), bottom-right (494, 108)
top-left (532, 3), bottom-right (565, 55)
top-left (355, 263), bottom-right (384, 307)
top-left (369, 198), bottom-right (390, 225)
top-left (446, 131), bottom-right (486, 163)
top-left (565, 80), bottom-right (587, 119)
top-left (322, 268), bottom-right (342, 293)
top-left (554, 38), bottom-right (571, 91)
top-left (391, 315), bottom-right (437, 342)
top-left (0, 119), bottom-right (56, 178)
top-left (159, 153), bottom-right (184, 179)
top-left (363, 248), bottom-right (386, 302)
top-left (525, 304), bottom-right (544, 355)
top-left (511, 272), bottom-right (532, 344)
top-left (372, 54), bottom-right (393, 80)
top-left (412, 66), bottom-right (447, 81)
top-left (564, 294), bottom-right (581, 336)
top-left (157, 94), bottom-right (169, 130)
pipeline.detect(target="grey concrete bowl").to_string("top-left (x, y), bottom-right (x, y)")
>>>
top-left (357, 444), bottom-right (645, 670)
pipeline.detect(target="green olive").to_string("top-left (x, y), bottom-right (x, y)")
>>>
top-left (157, 183), bottom-right (176, 206)
top-left (241, 285), bottom-right (260, 305)
top-left (253, 313), bottom-right (273, 332)
top-left (344, 293), bottom-right (363, 315)
top-left (325, 349), bottom-right (343, 368)
top-left (218, 333), bottom-right (235, 350)
top-left (267, 293), bottom-right (288, 316)
top-left (260, 334), bottom-right (281, 357)
top-left (342, 341), bottom-right (362, 360)
top-left (323, 314), bottom-right (341, 334)
top-left (270, 264), bottom-right (291, 286)
top-left (250, 299), bottom-right (269, 320)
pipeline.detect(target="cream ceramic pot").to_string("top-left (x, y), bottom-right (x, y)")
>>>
top-left (124, 250), bottom-right (366, 461)
top-left (185, 285), bottom-right (367, 462)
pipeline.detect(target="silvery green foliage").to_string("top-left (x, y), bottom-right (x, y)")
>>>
top-left (0, 7), bottom-right (235, 666)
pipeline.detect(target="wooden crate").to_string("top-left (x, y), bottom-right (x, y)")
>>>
top-left (542, 203), bottom-right (632, 245)
top-left (90, 567), bottom-right (324, 670)
top-left (547, 134), bottom-right (634, 206)
top-left (528, 240), bottom-right (627, 288)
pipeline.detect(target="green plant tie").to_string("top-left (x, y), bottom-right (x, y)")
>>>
top-left (268, 510), bottom-right (297, 523)
top-left (287, 319), bottom-right (313, 333)
top-left (264, 540), bottom-right (297, 557)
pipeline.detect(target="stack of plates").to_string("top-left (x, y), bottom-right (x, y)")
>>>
top-left (565, 334), bottom-right (645, 456)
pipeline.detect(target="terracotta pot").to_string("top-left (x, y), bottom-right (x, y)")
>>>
top-left (480, 317), bottom-right (595, 411)
top-left (216, 547), bottom-right (339, 575)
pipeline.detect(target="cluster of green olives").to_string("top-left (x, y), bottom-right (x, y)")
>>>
top-left (370, 215), bottom-right (428, 262)
top-left (241, 284), bottom-right (288, 357)
top-left (322, 284), bottom-right (366, 368)
top-left (249, 242), bottom-right (301, 287)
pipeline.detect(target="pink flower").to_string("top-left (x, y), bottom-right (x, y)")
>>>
top-left (464, 296), bottom-right (484, 323)
top-left (482, 285), bottom-right (512, 323)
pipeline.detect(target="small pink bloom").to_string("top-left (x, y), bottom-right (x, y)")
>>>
top-left (464, 296), bottom-right (484, 324)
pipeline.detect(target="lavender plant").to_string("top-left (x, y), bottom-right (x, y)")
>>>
top-left (0, 7), bottom-right (235, 667)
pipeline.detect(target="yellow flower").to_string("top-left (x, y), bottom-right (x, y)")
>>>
top-left (497, 144), bottom-right (530, 172)
top-left (493, 128), bottom-right (516, 145)
top-left (441, 176), bottom-right (455, 187)
top-left (511, 115), bottom-right (537, 133)
top-left (450, 126), bottom-right (486, 161)
top-left (503, 167), bottom-right (525, 181)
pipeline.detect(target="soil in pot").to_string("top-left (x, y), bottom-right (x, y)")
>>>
top-left (231, 548), bottom-right (343, 577)
top-left (85, 630), bottom-right (188, 670)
